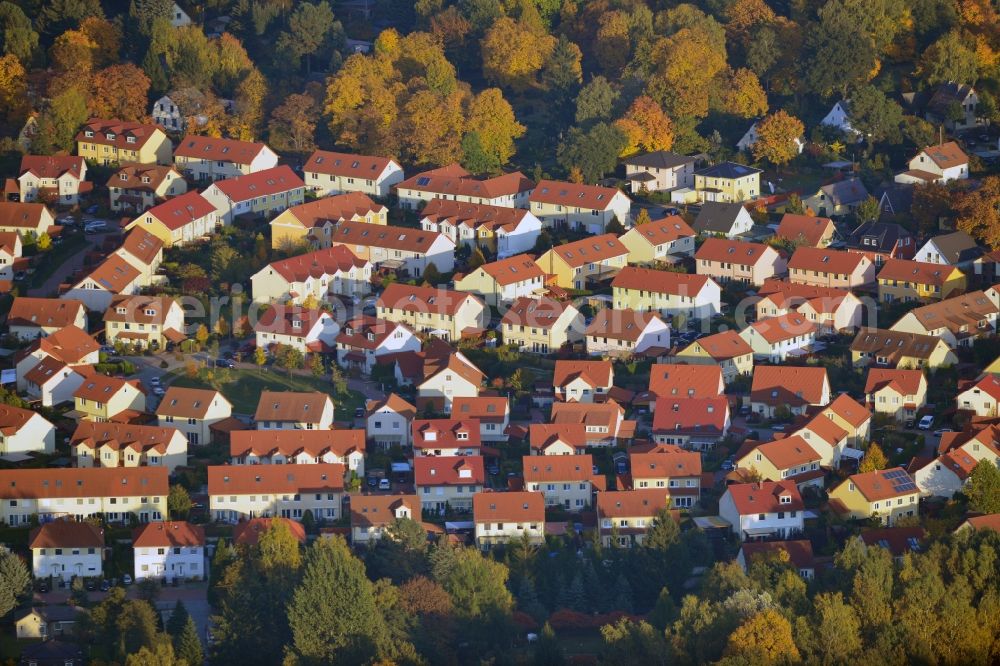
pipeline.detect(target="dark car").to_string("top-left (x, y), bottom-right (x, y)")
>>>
top-left (487, 465), bottom-right (500, 475)
top-left (100, 580), bottom-right (110, 592)
top-left (215, 358), bottom-right (235, 369)
top-left (84, 205), bottom-right (99, 214)
top-left (85, 579), bottom-right (96, 591)
top-left (720, 458), bottom-right (736, 472)
top-left (354, 407), bottom-right (365, 418)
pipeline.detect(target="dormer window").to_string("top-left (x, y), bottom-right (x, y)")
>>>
top-left (106, 132), bottom-right (116, 141)
top-left (457, 431), bottom-right (468, 440)
top-left (85, 130), bottom-right (94, 138)
top-left (126, 136), bottom-right (136, 144)
top-left (141, 176), bottom-right (150, 183)
top-left (119, 173), bottom-right (129, 181)
top-left (779, 495), bottom-right (791, 504)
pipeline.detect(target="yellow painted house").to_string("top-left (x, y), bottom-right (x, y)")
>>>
top-left (270, 192), bottom-right (388, 250)
top-left (877, 258), bottom-right (966, 303)
top-left (124, 191), bottom-right (217, 247)
top-left (535, 234), bottom-right (629, 289)
top-left (674, 330), bottom-right (754, 383)
top-left (73, 375), bottom-right (146, 422)
top-left (828, 468), bottom-right (920, 525)
top-left (693, 162), bottom-right (762, 203)
top-left (75, 120), bottom-right (173, 165)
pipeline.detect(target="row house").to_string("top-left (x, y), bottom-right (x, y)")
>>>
top-left (113, 228), bottom-right (166, 287)
top-left (201, 165), bottom-right (306, 226)
top-left (755, 280), bottom-right (863, 334)
top-left (695, 238), bottom-right (786, 286)
top-left (552, 359), bottom-right (614, 403)
top-left (736, 436), bottom-right (824, 490)
top-left (229, 430), bottom-right (365, 475)
top-left (0, 404), bottom-right (56, 456)
top-left (619, 215), bottom-right (697, 262)
top-left (585, 307), bottom-right (670, 357)
top-left (749, 365), bottom-right (830, 418)
top-left (451, 396), bottom-right (510, 443)
top-left (455, 254), bottom-right (546, 307)
top-left (500, 296), bottom-right (585, 354)
top-left (674, 330), bottom-right (754, 384)
top-left (124, 190), bottom-right (216, 248)
top-left (473, 491), bottom-right (546, 548)
top-left (63, 254), bottom-right (144, 311)
top-left (774, 214), bottom-right (836, 248)
top-left (0, 201), bottom-right (55, 237)
top-left (414, 455), bottom-right (485, 513)
top-left (718, 481), bottom-right (805, 542)
top-left (29, 520), bottom-right (104, 582)
top-left (0, 230), bottom-right (21, 281)
top-left (529, 423), bottom-right (588, 456)
top-left (550, 400), bottom-right (633, 446)
top-left (647, 364), bottom-right (725, 413)
top-left (850, 327), bottom-right (957, 369)
top-left (253, 305), bottom-right (339, 354)
top-left (865, 368), bottom-right (928, 423)
top-left (303, 150), bottom-right (404, 197)
top-left (395, 164), bottom-right (534, 209)
top-left (132, 521), bottom-right (205, 582)
top-left (250, 244), bottom-right (372, 305)
top-left (155, 387), bottom-right (232, 446)
top-left (790, 414), bottom-right (850, 468)
top-left (335, 316), bottom-right (420, 374)
top-left (740, 313), bottom-right (819, 362)
top-left (269, 192), bottom-right (387, 250)
top-left (787, 246), bottom-right (874, 289)
top-left (528, 180), bottom-right (631, 233)
top-left (208, 463), bottom-right (344, 523)
top-left (172, 135), bottom-right (278, 182)
top-left (377, 283), bottom-right (486, 341)
top-left (16, 325), bottom-right (99, 401)
top-left (419, 199), bottom-right (542, 258)
top-left (71, 422), bottom-right (188, 473)
top-left (0, 467), bottom-right (168, 526)
top-left (877, 258), bottom-right (966, 303)
top-left (18, 155), bottom-right (89, 205)
top-left (7, 297), bottom-right (87, 340)
top-left (818, 393), bottom-right (873, 449)
top-left (535, 234), bottom-right (629, 290)
top-left (75, 119), bottom-right (172, 165)
top-left (350, 494), bottom-right (420, 545)
top-left (651, 397), bottom-right (731, 451)
top-left (254, 390), bottom-right (334, 430)
top-left (612, 266), bottom-right (721, 321)
top-left (629, 449), bottom-right (702, 508)
top-left (915, 230), bottom-right (982, 270)
top-left (412, 418), bottom-right (482, 457)
top-left (104, 295), bottom-right (185, 350)
top-left (365, 394), bottom-right (417, 450)
top-left (73, 375), bottom-right (146, 423)
top-left (329, 221), bottom-right (456, 276)
top-left (107, 163), bottom-right (187, 213)
top-left (597, 489), bottom-right (674, 547)
top-left (890, 288), bottom-right (1000, 347)
top-left (523, 454), bottom-right (599, 510)
top-left (828, 468), bottom-right (919, 526)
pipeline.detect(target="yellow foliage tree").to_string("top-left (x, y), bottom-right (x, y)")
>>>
top-left (647, 27), bottom-right (727, 120)
top-left (722, 68), bottom-right (769, 119)
top-left (593, 10), bottom-right (631, 75)
top-left (726, 0), bottom-right (776, 37)
top-left (79, 17), bottom-right (121, 68)
top-left (724, 609), bottom-right (801, 663)
top-left (0, 54), bottom-right (27, 126)
top-left (402, 88), bottom-right (467, 167)
top-left (859, 443), bottom-right (888, 473)
top-left (752, 110), bottom-right (805, 168)
top-left (467, 88), bottom-right (525, 167)
top-left (615, 95), bottom-right (674, 157)
top-left (49, 30), bottom-right (98, 77)
top-left (481, 17), bottom-right (556, 92)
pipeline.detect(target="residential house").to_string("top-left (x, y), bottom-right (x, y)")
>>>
top-left (253, 391), bottom-right (334, 430)
top-left (500, 296), bottom-right (585, 354)
top-left (302, 150), bottom-right (404, 197)
top-left (552, 359), bottom-right (614, 403)
top-left (452, 396), bottom-right (510, 442)
top-left (527, 180), bottom-right (631, 232)
top-left (103, 295), bottom-right (185, 350)
top-left (529, 424), bottom-right (588, 456)
top-left (612, 266), bottom-right (721, 320)
top-left (534, 233), bottom-right (630, 289)
top-left (803, 178), bottom-right (869, 217)
top-left (7, 297), bottom-right (86, 340)
top-left (70, 422), bottom-right (187, 472)
top-left (522, 454), bottom-right (598, 510)
top-left (860, 527), bottom-right (928, 562)
top-left (269, 192), bottom-right (388, 250)
top-left (692, 202), bottom-right (755, 237)
top-left (876, 183), bottom-right (914, 222)
top-left (75, 119), bottom-right (172, 165)
top-left (749, 365), bottom-right (830, 418)
top-left (377, 283), bottom-right (486, 341)
top-left (328, 221), bottom-right (456, 276)
top-left (151, 95), bottom-right (184, 132)
top-left (156, 387), bottom-right (233, 446)
top-left (787, 246), bottom-right (875, 289)
top-left (229, 430), bottom-right (365, 475)
top-left (124, 190), bottom-right (217, 247)
top-left (850, 327), bottom-right (958, 369)
top-left (956, 374), bottom-right (1000, 417)
top-left (335, 316), bottom-right (420, 374)
top-left (0, 230), bottom-right (20, 281)
top-left (419, 199), bottom-right (542, 258)
top-left (250, 244), bottom-right (372, 305)
top-left (622, 150), bottom-right (696, 193)
top-left (820, 100), bottom-right (857, 134)
top-left (550, 400), bottom-right (634, 446)
top-left (473, 491), bottom-right (545, 548)
top-left (819, 393), bottom-right (872, 448)
top-left (828, 468), bottom-right (920, 525)
top-left (15, 325), bottom-right (99, 394)
top-left (23, 358), bottom-right (91, 408)
top-left (0, 467), bottom-right (168, 526)
top-left (718, 481), bottom-right (805, 541)
top-left (18, 155), bottom-right (88, 205)
top-left (29, 520), bottom-right (103, 581)
top-left (208, 463), bottom-right (344, 523)
top-left (233, 517), bottom-right (307, 546)
top-left (454, 254), bottom-right (546, 307)
top-left (915, 230), bottom-right (983, 270)
top-left (844, 221), bottom-right (915, 265)
top-left (113, 228), bottom-right (166, 287)
top-left (877, 258), bottom-right (966, 302)
top-left (695, 238), bottom-right (787, 286)
top-left (739, 312), bottom-right (820, 362)
top-left (412, 419), bottom-right (482, 457)
top-left (793, 413), bottom-right (851, 467)
top-left (585, 307), bottom-right (670, 357)
top-left (890, 289), bottom-right (1000, 347)
top-left (414, 455), bottom-right (485, 513)
top-left (957, 514), bottom-right (1000, 533)
top-left (132, 521), bottom-right (205, 581)
top-left (170, 3), bottom-right (191, 26)
top-left (200, 165), bottom-right (306, 226)
top-left (597, 489), bottom-right (675, 547)
top-left (895, 142), bottom-right (969, 185)
top-left (253, 305), bottom-right (340, 354)
top-left (647, 364), bottom-right (725, 412)
top-left (774, 214), bottom-right (836, 248)
top-left (651, 396), bottom-right (730, 451)
top-left (926, 81), bottom-right (981, 130)
top-left (395, 164), bottom-right (534, 209)
top-left (738, 541), bottom-right (816, 579)
top-left (755, 280), bottom-right (863, 333)
top-left (350, 494), bottom-right (420, 545)
top-left (60, 254), bottom-right (143, 311)
top-left (416, 351), bottom-right (484, 413)
top-left (674, 330), bottom-right (754, 383)
top-left (0, 201), bottom-right (55, 237)
top-left (619, 215), bottom-right (697, 262)
top-left (172, 135), bottom-right (278, 182)
top-left (73, 375), bottom-right (146, 423)
top-left (0, 404), bottom-right (56, 456)
top-left (693, 162), bottom-right (762, 203)
top-left (15, 606), bottom-right (80, 639)
top-left (910, 449), bottom-right (979, 498)
top-left (736, 436), bottom-right (824, 489)
top-left (365, 394), bottom-right (417, 450)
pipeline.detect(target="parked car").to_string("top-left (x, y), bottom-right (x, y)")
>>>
top-left (149, 377), bottom-right (161, 387)
top-left (13, 271), bottom-right (25, 281)
top-left (100, 580), bottom-right (110, 592)
top-left (487, 464), bottom-right (500, 475)
top-left (933, 428), bottom-right (954, 437)
top-left (215, 358), bottom-right (235, 369)
top-left (720, 458), bottom-right (736, 472)
top-left (122, 574), bottom-right (132, 585)
top-left (85, 579), bottom-right (96, 591)
top-left (153, 387), bottom-right (165, 397)
top-left (918, 415), bottom-right (935, 430)
top-left (378, 478), bottom-right (391, 491)
top-left (354, 407), bottom-right (365, 418)
top-left (84, 205), bottom-right (99, 214)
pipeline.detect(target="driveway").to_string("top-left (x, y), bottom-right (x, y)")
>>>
top-left (26, 238), bottom-right (93, 297)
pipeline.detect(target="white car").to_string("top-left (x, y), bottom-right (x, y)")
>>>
top-left (153, 387), bottom-right (165, 397)
top-left (918, 415), bottom-right (935, 430)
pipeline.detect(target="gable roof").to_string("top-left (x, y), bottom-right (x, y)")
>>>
top-left (693, 202), bottom-right (749, 234)
top-left (26, 325), bottom-right (98, 364)
top-left (208, 463), bottom-right (345, 495)
top-left (20, 155), bottom-right (85, 180)
top-left (550, 400), bottom-right (623, 431)
top-left (29, 520), bottom-right (103, 549)
top-left (0, 202), bottom-right (49, 229)
top-left (396, 163), bottom-right (533, 199)
top-left (611, 265), bottom-right (710, 296)
top-left (695, 237), bottom-right (775, 265)
top-left (597, 488), bottom-right (673, 518)
top-left (0, 467), bottom-right (168, 500)
top-left (174, 134), bottom-right (269, 163)
top-left (544, 233), bottom-right (628, 269)
top-left (379, 283), bottom-right (480, 316)
top-left (267, 244), bottom-right (368, 283)
top-left (232, 517), bottom-right (307, 545)
top-left (414, 455), bottom-right (485, 486)
top-left (253, 391), bottom-right (332, 423)
top-left (898, 290), bottom-right (999, 334)
top-left (230, 429), bottom-right (365, 459)
top-left (475, 254), bottom-right (545, 286)
top-left (822, 394), bottom-right (871, 429)
top-left (210, 165), bottom-right (303, 202)
top-left (522, 454), bottom-right (594, 482)
top-left (864, 368), bottom-right (926, 396)
top-left (788, 246), bottom-right (867, 275)
top-left (850, 327), bottom-right (945, 361)
top-left (452, 396), bottom-right (509, 422)
top-left (500, 296), bottom-right (578, 329)
top-left (73, 374), bottom-right (139, 402)
top-left (332, 221), bottom-right (450, 253)
top-left (860, 526), bottom-right (926, 557)
top-left (281, 192), bottom-right (386, 230)
top-left (70, 421), bottom-right (182, 454)
top-left (877, 258), bottom-right (957, 286)
top-left (76, 119), bottom-right (162, 149)
top-left (107, 163), bottom-right (179, 192)
top-left (648, 364), bottom-right (724, 399)
top-left (740, 539), bottom-right (815, 570)
top-left (156, 387), bottom-right (229, 419)
top-left (749, 436), bottom-right (821, 470)
top-left (9, 297), bottom-right (85, 329)
top-left (303, 150), bottom-right (397, 178)
top-left (924, 231), bottom-right (982, 265)
top-left (918, 141), bottom-right (968, 168)
top-left (78, 254), bottom-right (141, 293)
top-left (747, 312), bottom-right (818, 344)
top-left (529, 423), bottom-right (588, 452)
top-left (553, 360), bottom-right (614, 389)
top-left (623, 151), bottom-right (696, 169)
top-left (0, 403), bottom-right (42, 435)
top-left (366, 393), bottom-right (417, 419)
top-left (104, 295), bottom-right (178, 325)
top-left (529, 179), bottom-right (626, 210)
top-left (842, 467), bottom-right (918, 501)
top-left (119, 227), bottom-right (164, 266)
top-left (585, 308), bottom-right (665, 342)
top-left (651, 397), bottom-right (729, 435)
top-left (962, 374), bottom-right (1000, 402)
top-left (681, 329), bottom-right (752, 360)
top-left (776, 214), bottom-right (835, 247)
top-left (725, 480), bottom-right (803, 513)
top-left (412, 418), bottom-right (482, 449)
top-left (337, 316), bottom-right (411, 350)
top-left (254, 305), bottom-right (331, 339)
top-left (751, 365), bottom-right (828, 406)
top-left (625, 215), bottom-right (696, 246)
top-left (145, 191), bottom-right (215, 230)
top-left (350, 494), bottom-right (420, 528)
top-left (421, 198), bottom-right (532, 233)
top-left (132, 521), bottom-right (205, 547)
top-left (756, 279), bottom-right (857, 313)
top-left (473, 490), bottom-right (545, 523)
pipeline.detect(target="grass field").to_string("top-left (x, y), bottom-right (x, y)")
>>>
top-left (167, 367), bottom-right (365, 415)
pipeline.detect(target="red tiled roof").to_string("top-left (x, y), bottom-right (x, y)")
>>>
top-left (625, 215), bottom-right (695, 245)
top-left (267, 244), bottom-right (368, 283)
top-left (553, 360), bottom-right (613, 390)
top-left (156, 387), bottom-right (229, 419)
top-left (630, 450), bottom-right (702, 478)
top-left (253, 391), bottom-right (332, 424)
top-left (20, 155), bottom-right (85, 180)
top-left (281, 192), bottom-right (386, 229)
top-left (0, 202), bottom-right (49, 229)
top-left (775, 214), bottom-right (835, 247)
top-left (29, 520), bottom-right (103, 549)
top-left (864, 368), bottom-right (925, 397)
top-left (452, 396), bottom-right (509, 423)
top-left (651, 397), bottom-right (729, 435)
top-left (611, 266), bottom-right (710, 296)
top-left (964, 375), bottom-right (1000, 402)
top-left (210, 165), bottom-right (303, 202)
top-left (332, 221), bottom-right (450, 253)
top-left (145, 191), bottom-right (215, 231)
top-left (529, 179), bottom-right (626, 210)
top-left (73, 374), bottom-right (139, 402)
top-left (740, 539), bottom-right (814, 569)
top-left (877, 258), bottom-right (957, 286)
top-left (412, 418), bottom-right (482, 449)
top-left (788, 246), bottom-right (868, 275)
top-left (396, 163), bottom-right (534, 199)
top-left (545, 233), bottom-right (628, 269)
top-left (208, 463), bottom-right (345, 495)
top-left (823, 394), bottom-right (871, 428)
top-left (421, 198), bottom-right (532, 233)
top-left (725, 480), bottom-right (803, 514)
top-left (107, 163), bottom-right (178, 192)
top-left (70, 421), bottom-right (181, 455)
top-left (596, 488), bottom-right (672, 518)
top-left (230, 429), bottom-right (364, 459)
top-left (522, 454), bottom-right (594, 482)
top-left (132, 521), bottom-right (204, 547)
top-left (748, 435), bottom-right (821, 471)
top-left (695, 238), bottom-right (776, 265)
top-left (860, 526), bottom-right (926, 556)
top-left (648, 364), bottom-right (724, 399)
top-left (962, 514), bottom-right (1000, 532)
top-left (76, 119), bottom-right (163, 149)
top-left (751, 366), bottom-right (828, 406)
top-left (681, 329), bottom-right (752, 359)
top-left (414, 455), bottom-right (485, 486)
top-left (232, 517), bottom-right (307, 545)
top-left (756, 279), bottom-right (855, 313)
top-left (337, 316), bottom-right (410, 351)
top-left (174, 134), bottom-right (269, 162)
top-left (918, 141), bottom-right (967, 168)
top-left (842, 467), bottom-right (917, 501)
top-left (747, 312), bottom-right (819, 344)
top-left (476, 254), bottom-right (545, 286)
top-left (350, 494), bottom-right (420, 528)
top-left (254, 305), bottom-right (332, 339)
top-left (585, 308), bottom-right (665, 342)
top-left (473, 491), bottom-right (545, 523)
top-left (303, 150), bottom-right (397, 178)
top-left (0, 467), bottom-right (168, 500)
top-left (379, 283), bottom-right (481, 317)
top-left (28, 325), bottom-right (98, 365)
top-left (9, 297), bottom-right (84, 329)
top-left (119, 228), bottom-right (164, 266)
top-left (500, 296), bottom-right (578, 329)
top-left (529, 423), bottom-right (588, 452)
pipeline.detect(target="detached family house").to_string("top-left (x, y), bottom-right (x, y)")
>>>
top-left (895, 142), bottom-right (969, 185)
top-left (7, 297), bottom-right (87, 340)
top-left (775, 214), bottom-right (836, 248)
top-left (18, 155), bottom-right (88, 205)
top-left (622, 150), bottom-right (696, 193)
top-left (740, 313), bottom-right (820, 362)
top-left (865, 368), bottom-right (928, 423)
top-left (124, 191), bottom-right (216, 247)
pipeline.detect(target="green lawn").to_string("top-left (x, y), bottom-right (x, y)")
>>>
top-left (28, 233), bottom-right (88, 288)
top-left (0, 635), bottom-right (40, 661)
top-left (167, 367), bottom-right (365, 415)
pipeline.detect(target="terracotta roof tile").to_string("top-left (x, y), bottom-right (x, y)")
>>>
top-left (751, 366), bottom-right (828, 406)
top-left (29, 520), bottom-right (103, 549)
top-left (725, 480), bottom-right (803, 514)
top-left (20, 155), bottom-right (85, 180)
top-left (333, 221), bottom-right (450, 253)
top-left (864, 368), bottom-right (925, 397)
top-left (379, 283), bottom-right (481, 316)
top-left (421, 198), bottom-right (532, 233)
top-left (210, 165), bottom-right (303, 202)
top-left (303, 150), bottom-right (397, 177)
top-left (350, 494), bottom-right (420, 528)
top-left (230, 429), bottom-right (365, 459)
top-left (553, 360), bottom-right (613, 390)
top-left (174, 134), bottom-right (269, 162)
top-left (545, 233), bottom-right (628, 269)
top-left (280, 192), bottom-right (386, 230)
top-left (625, 215), bottom-right (695, 245)
top-left (648, 364), bottom-right (724, 399)
top-left (747, 312), bottom-right (819, 344)
top-left (529, 179), bottom-right (626, 210)
top-left (412, 418), bottom-right (482, 449)
top-left (775, 214), bottom-right (835, 247)
top-left (695, 238), bottom-right (776, 265)
top-left (842, 467), bottom-right (917, 501)
top-left (473, 491), bottom-right (545, 523)
top-left (253, 391), bottom-right (332, 424)
top-left (232, 517), bottom-right (307, 545)
top-left (611, 266), bottom-right (710, 296)
top-left (0, 467), bottom-right (168, 500)
top-left (0, 202), bottom-right (49, 229)
top-left (585, 307), bottom-right (665, 342)
top-left (522, 454), bottom-right (594, 482)
top-left (156, 387), bottom-right (229, 419)
top-left (414, 455), bottom-right (485, 486)
top-left (396, 164), bottom-right (534, 199)
top-left (877, 258), bottom-right (957, 286)
top-left (76, 119), bottom-right (162, 149)
top-left (132, 521), bottom-right (204, 547)
top-left (267, 244), bottom-right (368, 283)
top-left (208, 463), bottom-right (345, 496)
top-left (788, 246), bottom-right (868, 275)
top-left (9, 297), bottom-right (85, 329)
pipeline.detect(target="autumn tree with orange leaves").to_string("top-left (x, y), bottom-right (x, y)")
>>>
top-left (615, 96), bottom-right (673, 157)
top-left (752, 110), bottom-right (805, 169)
top-left (90, 64), bottom-right (150, 122)
top-left (956, 176), bottom-right (1000, 248)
